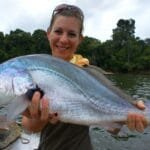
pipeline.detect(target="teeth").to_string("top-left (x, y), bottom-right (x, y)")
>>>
top-left (59, 47), bottom-right (66, 50)
top-left (57, 46), bottom-right (68, 51)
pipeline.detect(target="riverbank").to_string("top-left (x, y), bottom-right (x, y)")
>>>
top-left (108, 70), bottom-right (150, 75)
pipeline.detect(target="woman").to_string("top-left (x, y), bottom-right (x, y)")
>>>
top-left (22, 4), bottom-right (147, 150)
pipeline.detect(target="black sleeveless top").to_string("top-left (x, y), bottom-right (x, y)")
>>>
top-left (38, 122), bottom-right (93, 150)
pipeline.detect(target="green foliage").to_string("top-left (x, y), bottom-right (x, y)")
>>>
top-left (0, 28), bottom-right (50, 63)
top-left (108, 18), bottom-right (150, 72)
top-left (4, 29), bottom-right (33, 58)
top-left (0, 49), bottom-right (8, 62)
top-left (78, 36), bottom-right (101, 55)
top-left (32, 29), bottom-right (50, 54)
top-left (0, 32), bottom-right (5, 50)
top-left (0, 18), bottom-right (149, 73)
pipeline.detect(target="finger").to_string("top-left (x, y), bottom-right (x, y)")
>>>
top-left (29, 91), bottom-right (41, 118)
top-left (127, 113), bottom-right (136, 131)
top-left (135, 115), bottom-right (144, 132)
top-left (136, 100), bottom-right (145, 110)
top-left (41, 98), bottom-right (49, 122)
top-left (142, 117), bottom-right (148, 128)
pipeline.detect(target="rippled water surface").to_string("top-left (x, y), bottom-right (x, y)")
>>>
top-left (90, 74), bottom-right (150, 150)
top-left (108, 74), bottom-right (150, 99)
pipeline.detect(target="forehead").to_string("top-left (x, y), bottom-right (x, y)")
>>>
top-left (52, 16), bottom-right (81, 32)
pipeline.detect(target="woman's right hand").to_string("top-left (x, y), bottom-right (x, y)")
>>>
top-left (22, 91), bottom-right (59, 132)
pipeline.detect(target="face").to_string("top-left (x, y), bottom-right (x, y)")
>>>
top-left (47, 16), bottom-right (83, 61)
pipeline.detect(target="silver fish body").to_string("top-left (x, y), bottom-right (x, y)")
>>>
top-left (0, 54), bottom-right (150, 127)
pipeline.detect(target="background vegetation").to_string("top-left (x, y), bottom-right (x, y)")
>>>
top-left (0, 19), bottom-right (149, 73)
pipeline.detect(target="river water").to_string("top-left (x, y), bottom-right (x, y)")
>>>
top-left (90, 74), bottom-right (150, 150)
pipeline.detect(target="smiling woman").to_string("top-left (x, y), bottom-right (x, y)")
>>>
top-left (22, 3), bottom-right (94, 150)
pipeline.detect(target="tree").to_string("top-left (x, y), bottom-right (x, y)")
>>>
top-left (32, 29), bottom-right (50, 54)
top-left (0, 32), bottom-right (5, 50)
top-left (145, 38), bottom-right (150, 46)
top-left (0, 50), bottom-right (8, 62)
top-left (111, 19), bottom-right (137, 71)
top-left (0, 21), bottom-right (149, 72)
top-left (112, 19), bottom-right (135, 43)
top-left (78, 36), bottom-right (101, 63)
top-left (4, 29), bottom-right (33, 58)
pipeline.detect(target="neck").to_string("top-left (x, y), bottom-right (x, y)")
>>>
top-left (52, 54), bottom-right (73, 62)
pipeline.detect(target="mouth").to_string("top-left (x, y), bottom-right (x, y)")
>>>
top-left (56, 45), bottom-right (69, 51)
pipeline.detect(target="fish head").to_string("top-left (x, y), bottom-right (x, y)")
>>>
top-left (0, 66), bottom-right (35, 106)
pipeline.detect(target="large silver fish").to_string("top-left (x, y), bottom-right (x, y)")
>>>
top-left (0, 54), bottom-right (150, 129)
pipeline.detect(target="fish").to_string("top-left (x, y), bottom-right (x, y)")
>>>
top-left (0, 54), bottom-right (150, 130)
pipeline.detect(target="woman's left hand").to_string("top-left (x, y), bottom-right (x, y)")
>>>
top-left (127, 100), bottom-right (148, 132)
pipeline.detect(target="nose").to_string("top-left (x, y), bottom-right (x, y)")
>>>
top-left (59, 33), bottom-right (69, 43)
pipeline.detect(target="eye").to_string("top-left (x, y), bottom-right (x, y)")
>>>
top-left (54, 29), bottom-right (62, 35)
top-left (68, 32), bottom-right (77, 38)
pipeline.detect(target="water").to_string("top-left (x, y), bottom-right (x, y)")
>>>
top-left (108, 74), bottom-right (150, 99)
top-left (90, 74), bottom-right (150, 150)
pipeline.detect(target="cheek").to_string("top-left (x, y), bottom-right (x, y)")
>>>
top-left (47, 32), bottom-right (56, 44)
top-left (49, 37), bottom-right (57, 48)
top-left (49, 38), bottom-right (54, 46)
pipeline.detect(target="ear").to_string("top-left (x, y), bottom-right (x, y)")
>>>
top-left (47, 31), bottom-right (51, 42)
top-left (79, 34), bottom-right (84, 44)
